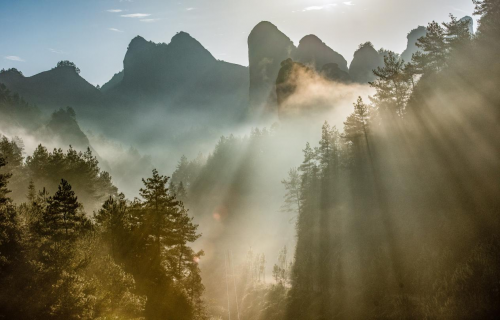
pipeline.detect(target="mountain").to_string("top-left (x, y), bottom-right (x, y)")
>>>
top-left (43, 107), bottom-right (92, 151)
top-left (105, 32), bottom-right (249, 118)
top-left (0, 82), bottom-right (94, 155)
top-left (0, 80), bottom-right (41, 131)
top-left (100, 70), bottom-right (123, 93)
top-left (460, 16), bottom-right (474, 35)
top-left (321, 63), bottom-right (351, 83)
top-left (349, 42), bottom-right (385, 83)
top-left (400, 26), bottom-right (427, 64)
top-left (294, 35), bottom-right (348, 72)
top-left (400, 17), bottom-right (472, 65)
top-left (0, 65), bottom-right (102, 117)
top-left (248, 21), bottom-right (296, 117)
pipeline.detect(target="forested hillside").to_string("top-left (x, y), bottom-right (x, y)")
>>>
top-left (284, 2), bottom-right (500, 319)
top-left (0, 143), bottom-right (205, 319)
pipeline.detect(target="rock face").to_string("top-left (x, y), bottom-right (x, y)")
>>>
top-left (321, 63), bottom-right (351, 83)
top-left (100, 70), bottom-right (123, 93)
top-left (0, 65), bottom-right (102, 114)
top-left (294, 35), bottom-right (348, 72)
top-left (45, 107), bottom-right (92, 151)
top-left (400, 26), bottom-right (428, 64)
top-left (276, 59), bottom-right (303, 109)
top-left (108, 32), bottom-right (249, 115)
top-left (460, 16), bottom-right (474, 35)
top-left (349, 42), bottom-right (384, 83)
top-left (248, 21), bottom-right (296, 116)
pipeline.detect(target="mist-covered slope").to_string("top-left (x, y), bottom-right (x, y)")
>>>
top-left (104, 32), bottom-right (249, 118)
top-left (248, 21), bottom-right (296, 117)
top-left (0, 65), bottom-right (102, 115)
top-left (295, 34), bottom-right (348, 72)
top-left (349, 42), bottom-right (385, 83)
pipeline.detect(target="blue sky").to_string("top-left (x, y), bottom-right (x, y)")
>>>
top-left (0, 0), bottom-right (477, 86)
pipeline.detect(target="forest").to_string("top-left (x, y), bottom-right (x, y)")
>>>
top-left (1, 0), bottom-right (500, 319)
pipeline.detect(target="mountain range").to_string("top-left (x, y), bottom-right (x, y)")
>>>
top-left (0, 17), bottom-right (474, 141)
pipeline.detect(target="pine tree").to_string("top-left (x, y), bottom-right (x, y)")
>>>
top-left (0, 157), bottom-right (23, 308)
top-left (0, 136), bottom-right (23, 170)
top-left (317, 122), bottom-right (334, 170)
top-left (281, 168), bottom-right (301, 216)
top-left (44, 179), bottom-right (87, 242)
top-left (0, 157), bottom-right (12, 205)
top-left (298, 142), bottom-right (315, 176)
top-left (412, 15), bottom-right (472, 75)
top-left (344, 97), bottom-right (370, 150)
top-left (443, 14), bottom-right (473, 50)
top-left (371, 51), bottom-right (412, 117)
top-left (26, 179), bottom-right (36, 203)
top-left (139, 171), bottom-right (201, 271)
top-left (177, 181), bottom-right (187, 203)
top-left (137, 169), bottom-right (203, 319)
top-left (412, 21), bottom-right (447, 74)
top-left (94, 193), bottom-right (128, 258)
top-left (474, 0), bottom-right (500, 37)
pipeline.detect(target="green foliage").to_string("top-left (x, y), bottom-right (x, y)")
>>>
top-left (474, 0), bottom-right (500, 36)
top-left (411, 15), bottom-right (472, 75)
top-left (56, 60), bottom-right (81, 74)
top-left (43, 179), bottom-right (88, 242)
top-left (25, 144), bottom-right (117, 211)
top-left (0, 148), bottom-right (204, 319)
top-left (281, 168), bottom-right (301, 215)
top-left (370, 51), bottom-right (412, 117)
top-left (0, 157), bottom-right (12, 205)
top-left (285, 2), bottom-right (500, 319)
top-left (0, 83), bottom-right (40, 130)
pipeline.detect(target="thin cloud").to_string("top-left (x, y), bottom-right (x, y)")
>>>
top-left (107, 9), bottom-right (123, 13)
top-left (186, 8), bottom-right (195, 11)
top-left (303, 4), bottom-right (337, 11)
top-left (109, 28), bottom-right (124, 32)
top-left (343, 1), bottom-right (354, 5)
top-left (121, 13), bottom-right (151, 18)
top-left (453, 7), bottom-right (469, 14)
top-left (5, 56), bottom-right (24, 62)
top-left (48, 48), bottom-right (66, 54)
top-left (140, 18), bottom-right (160, 23)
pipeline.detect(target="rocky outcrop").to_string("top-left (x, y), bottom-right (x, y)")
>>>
top-left (294, 35), bottom-right (348, 72)
top-left (400, 26), bottom-right (427, 64)
top-left (100, 70), bottom-right (123, 93)
top-left (349, 42), bottom-right (384, 83)
top-left (321, 63), bottom-right (351, 83)
top-left (45, 107), bottom-right (92, 151)
top-left (248, 21), bottom-right (296, 116)
top-left (105, 32), bottom-right (249, 118)
top-left (460, 16), bottom-right (474, 35)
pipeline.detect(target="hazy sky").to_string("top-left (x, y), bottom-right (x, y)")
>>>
top-left (0, 0), bottom-right (476, 86)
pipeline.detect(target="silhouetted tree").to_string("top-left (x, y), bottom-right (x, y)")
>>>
top-left (56, 60), bottom-right (81, 74)
top-left (371, 51), bottom-right (412, 117)
top-left (44, 179), bottom-right (87, 242)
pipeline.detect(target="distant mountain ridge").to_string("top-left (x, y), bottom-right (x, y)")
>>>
top-left (248, 22), bottom-right (351, 117)
top-left (105, 32), bottom-right (249, 113)
top-left (0, 66), bottom-right (102, 116)
top-left (295, 34), bottom-right (348, 72)
top-left (349, 42), bottom-right (385, 83)
top-left (248, 21), bottom-right (296, 117)
top-left (1, 17), bottom-right (475, 132)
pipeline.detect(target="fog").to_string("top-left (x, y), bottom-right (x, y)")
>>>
top-left (1, 2), bottom-right (499, 319)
